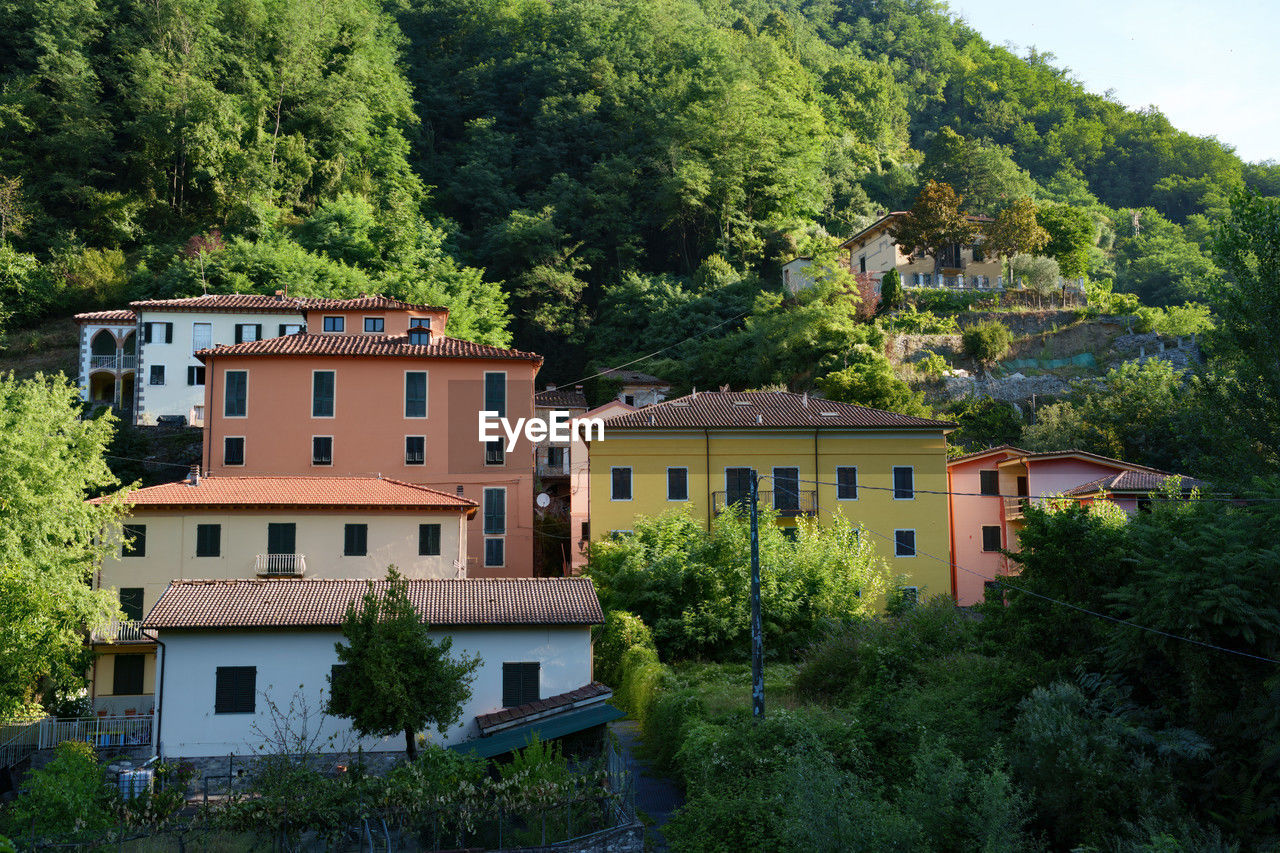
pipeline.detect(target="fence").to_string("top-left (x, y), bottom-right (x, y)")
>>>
top-left (39, 715), bottom-right (153, 750)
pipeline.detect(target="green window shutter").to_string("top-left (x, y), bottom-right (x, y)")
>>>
top-left (214, 666), bottom-right (256, 713)
top-left (343, 524), bottom-right (368, 556)
top-left (196, 524), bottom-right (221, 557)
top-left (112, 655), bottom-right (145, 696)
top-left (502, 662), bottom-right (540, 707)
top-left (405, 372), bottom-right (427, 417)
top-left (419, 524), bottom-right (441, 556)
top-left (484, 373), bottom-right (506, 417)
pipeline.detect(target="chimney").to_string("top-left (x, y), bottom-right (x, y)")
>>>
top-left (274, 290), bottom-right (285, 301)
top-left (802, 391), bottom-right (809, 408)
top-left (575, 384), bottom-right (583, 393)
top-left (456, 485), bottom-right (464, 496)
top-left (187, 465), bottom-right (201, 486)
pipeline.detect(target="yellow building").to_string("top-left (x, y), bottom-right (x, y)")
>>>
top-left (88, 474), bottom-right (476, 715)
top-left (581, 391), bottom-right (954, 595)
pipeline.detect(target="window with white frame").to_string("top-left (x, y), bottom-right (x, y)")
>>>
top-left (893, 466), bottom-right (914, 500)
top-left (836, 466), bottom-right (858, 499)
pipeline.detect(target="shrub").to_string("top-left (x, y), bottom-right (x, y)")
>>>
top-left (962, 319), bottom-right (1012, 366)
top-left (878, 268), bottom-right (903, 311)
top-left (883, 307), bottom-right (960, 334)
top-left (6, 741), bottom-right (114, 839)
top-left (593, 610), bottom-right (656, 687)
top-left (916, 352), bottom-right (950, 377)
top-left (614, 644), bottom-right (667, 725)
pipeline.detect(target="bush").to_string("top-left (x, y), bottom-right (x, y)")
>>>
top-left (588, 509), bottom-right (890, 661)
top-left (878, 268), bottom-right (903, 310)
top-left (6, 741), bottom-right (114, 839)
top-left (916, 352), bottom-right (950, 377)
top-left (593, 610), bottom-right (656, 687)
top-left (883, 307), bottom-right (960, 334)
top-left (1134, 302), bottom-right (1214, 336)
top-left (614, 644), bottom-right (667, 725)
top-left (962, 319), bottom-right (1012, 366)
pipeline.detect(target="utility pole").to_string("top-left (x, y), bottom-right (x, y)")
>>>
top-left (749, 471), bottom-right (764, 719)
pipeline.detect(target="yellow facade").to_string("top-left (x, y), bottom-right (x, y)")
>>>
top-left (588, 429), bottom-right (952, 596)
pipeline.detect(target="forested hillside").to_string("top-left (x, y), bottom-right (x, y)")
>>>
top-left (2, 0), bottom-right (1273, 374)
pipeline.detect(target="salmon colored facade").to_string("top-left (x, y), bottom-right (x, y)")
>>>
top-left (947, 447), bottom-right (1203, 605)
top-left (199, 308), bottom-right (542, 577)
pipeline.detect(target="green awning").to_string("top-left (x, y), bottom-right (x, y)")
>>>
top-left (450, 702), bottom-right (624, 759)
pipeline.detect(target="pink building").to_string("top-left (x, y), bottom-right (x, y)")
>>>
top-left (947, 447), bottom-right (1206, 605)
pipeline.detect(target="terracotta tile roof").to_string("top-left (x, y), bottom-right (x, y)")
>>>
top-left (605, 391), bottom-right (954, 430)
top-left (1062, 471), bottom-right (1208, 497)
top-left (143, 577), bottom-right (604, 629)
top-left (93, 475), bottom-right (477, 511)
top-left (74, 309), bottom-right (137, 324)
top-left (297, 296), bottom-right (448, 312)
top-left (129, 294), bottom-right (307, 313)
top-left (535, 388), bottom-right (588, 409)
top-left (476, 682), bottom-right (612, 735)
top-left (601, 368), bottom-right (669, 386)
top-left (128, 294), bottom-right (448, 314)
top-left (947, 444), bottom-right (1028, 465)
top-left (196, 333), bottom-right (541, 364)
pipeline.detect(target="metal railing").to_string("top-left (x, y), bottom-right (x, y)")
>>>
top-left (0, 717), bottom-right (43, 769)
top-left (255, 554), bottom-right (306, 576)
top-left (40, 715), bottom-right (153, 750)
top-left (89, 354), bottom-right (137, 370)
top-left (92, 619), bottom-right (148, 643)
top-left (712, 489), bottom-right (818, 516)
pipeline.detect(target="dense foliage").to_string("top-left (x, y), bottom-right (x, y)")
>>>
top-left (588, 508), bottom-right (890, 661)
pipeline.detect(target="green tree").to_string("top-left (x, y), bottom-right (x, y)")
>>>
top-left (983, 197), bottom-right (1048, 284)
top-left (816, 347), bottom-right (932, 417)
top-left (920, 128), bottom-right (1038, 215)
top-left (1036, 203), bottom-right (1094, 278)
top-left (1207, 189), bottom-right (1280, 471)
top-left (328, 567), bottom-right (480, 760)
top-left (891, 181), bottom-right (979, 277)
top-left (961, 320), bottom-right (1011, 369)
top-left (878, 268), bottom-right (903, 311)
top-left (1014, 254), bottom-right (1061, 307)
top-left (0, 375), bottom-right (124, 716)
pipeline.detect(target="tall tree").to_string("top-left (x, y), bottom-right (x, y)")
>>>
top-left (891, 181), bottom-right (979, 277)
top-left (1036, 204), bottom-right (1094, 278)
top-left (328, 567), bottom-right (480, 760)
top-left (919, 128), bottom-right (1038, 215)
top-left (0, 374), bottom-right (125, 715)
top-left (983, 197), bottom-right (1049, 284)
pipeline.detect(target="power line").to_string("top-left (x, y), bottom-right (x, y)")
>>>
top-left (559, 309), bottom-right (751, 388)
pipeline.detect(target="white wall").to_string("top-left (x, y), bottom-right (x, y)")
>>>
top-left (135, 310), bottom-right (304, 423)
top-left (156, 626), bottom-right (594, 757)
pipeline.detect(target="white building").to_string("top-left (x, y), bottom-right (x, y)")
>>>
top-left (75, 310), bottom-right (141, 418)
top-left (142, 577), bottom-right (612, 762)
top-left (600, 368), bottom-right (670, 408)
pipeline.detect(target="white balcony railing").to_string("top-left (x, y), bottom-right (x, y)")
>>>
top-left (92, 620), bottom-right (147, 643)
top-left (89, 355), bottom-right (137, 370)
top-left (40, 715), bottom-right (153, 750)
top-left (255, 554), bottom-right (306, 576)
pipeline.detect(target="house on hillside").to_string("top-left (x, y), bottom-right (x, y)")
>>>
top-left (141, 577), bottom-right (614, 766)
top-left (839, 211), bottom-right (1003, 289)
top-left (197, 296), bottom-right (544, 576)
top-left (75, 310), bottom-right (141, 419)
top-left (577, 390), bottom-right (956, 595)
top-left (600, 368), bottom-right (670, 408)
top-left (566, 399), bottom-right (636, 576)
top-left (947, 446), bottom-right (1207, 605)
top-left (86, 474), bottom-right (477, 716)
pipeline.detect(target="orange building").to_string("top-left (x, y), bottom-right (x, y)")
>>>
top-left (198, 297), bottom-right (543, 577)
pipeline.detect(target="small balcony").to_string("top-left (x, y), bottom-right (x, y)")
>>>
top-left (91, 620), bottom-right (148, 644)
top-left (89, 354), bottom-right (137, 371)
top-left (1004, 497), bottom-right (1031, 520)
top-left (536, 457), bottom-right (570, 478)
top-left (255, 554), bottom-right (306, 576)
top-left (712, 490), bottom-right (818, 517)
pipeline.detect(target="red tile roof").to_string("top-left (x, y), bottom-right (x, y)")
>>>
top-left (535, 388), bottom-right (588, 409)
top-left (196, 333), bottom-right (541, 364)
top-left (93, 476), bottom-right (477, 511)
top-left (947, 444), bottom-right (1028, 465)
top-left (604, 391), bottom-right (954, 430)
top-left (476, 682), bottom-right (612, 735)
top-left (1062, 471), bottom-right (1208, 497)
top-left (127, 294), bottom-right (448, 314)
top-left (143, 577), bottom-right (604, 629)
top-left (74, 309), bottom-right (137, 324)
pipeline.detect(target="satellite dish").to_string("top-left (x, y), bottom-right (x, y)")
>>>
top-left (536, 493), bottom-right (551, 508)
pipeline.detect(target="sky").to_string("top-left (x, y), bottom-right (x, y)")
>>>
top-left (950, 0), bottom-right (1278, 163)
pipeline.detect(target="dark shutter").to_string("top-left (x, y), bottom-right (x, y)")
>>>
top-left (611, 468), bottom-right (632, 501)
top-left (405, 372), bottom-right (427, 418)
top-left (224, 436), bottom-right (245, 466)
top-left (484, 373), bottom-right (506, 417)
top-left (164, 323), bottom-right (173, 343)
top-left (279, 324), bottom-right (289, 337)
top-left (312, 436), bottom-right (333, 465)
top-left (112, 655), bottom-right (145, 696)
top-left (725, 467), bottom-right (753, 506)
top-left (837, 467), bottom-right (858, 499)
top-left (979, 470), bottom-right (999, 496)
top-left (267, 523), bottom-right (296, 555)
top-left (187, 366), bottom-right (205, 386)
top-left (253, 324), bottom-right (262, 341)
top-left (122, 524), bottom-right (146, 557)
top-left (344, 524), bottom-right (368, 556)
top-left (313, 371), bottom-right (335, 417)
top-left (483, 489), bottom-right (505, 534)
top-left (484, 538), bottom-right (504, 567)
top-left (502, 662), bottom-right (540, 707)
top-left (119, 588), bottom-right (144, 621)
top-left (419, 523), bottom-right (441, 556)
top-left (667, 467), bottom-right (688, 501)
top-left (894, 529), bottom-right (916, 557)
top-left (224, 371), bottom-right (247, 417)
top-left (142, 323), bottom-right (152, 344)
top-left (982, 525), bottom-right (1002, 552)
top-left (773, 467), bottom-right (799, 512)
top-left (233, 325), bottom-right (243, 344)
top-left (405, 436), bottom-right (425, 465)
top-left (485, 440), bottom-right (504, 465)
top-left (893, 466), bottom-right (914, 499)
top-left (214, 666), bottom-right (256, 713)
top-left (196, 524), bottom-right (221, 557)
